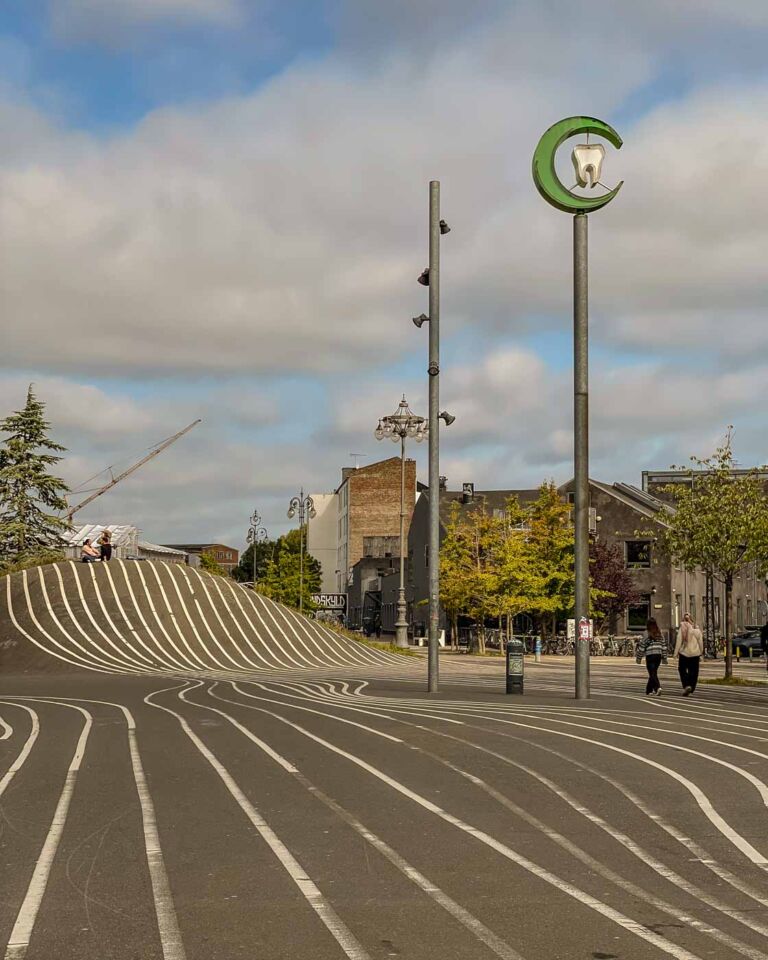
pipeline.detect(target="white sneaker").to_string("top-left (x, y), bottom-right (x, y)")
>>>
top-left (656, 688), bottom-right (662, 696)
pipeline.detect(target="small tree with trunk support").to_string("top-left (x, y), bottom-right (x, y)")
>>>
top-left (657, 431), bottom-right (768, 680)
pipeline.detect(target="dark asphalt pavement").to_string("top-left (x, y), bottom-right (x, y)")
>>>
top-left (2, 657), bottom-right (768, 960)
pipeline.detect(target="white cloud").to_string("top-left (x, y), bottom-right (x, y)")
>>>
top-left (49, 0), bottom-right (244, 41)
top-left (4, 1), bottom-right (768, 543)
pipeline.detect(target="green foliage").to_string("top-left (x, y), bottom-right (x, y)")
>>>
top-left (440, 485), bottom-right (573, 649)
top-left (257, 527), bottom-right (321, 612)
top-left (657, 431), bottom-right (768, 678)
top-left (200, 551), bottom-right (227, 576)
top-left (439, 482), bottom-right (629, 643)
top-left (0, 548), bottom-right (66, 578)
top-left (232, 539), bottom-right (274, 582)
top-left (0, 386), bottom-right (69, 567)
top-left (525, 482), bottom-right (574, 632)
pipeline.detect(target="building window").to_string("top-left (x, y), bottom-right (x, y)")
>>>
top-left (737, 597), bottom-right (743, 630)
top-left (674, 594), bottom-right (682, 628)
top-left (714, 597), bottom-right (721, 629)
top-left (689, 595), bottom-right (696, 623)
top-left (627, 594), bottom-right (651, 631)
top-left (747, 599), bottom-right (754, 625)
top-left (625, 541), bottom-right (651, 569)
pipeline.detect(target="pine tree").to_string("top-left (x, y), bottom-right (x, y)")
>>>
top-left (0, 386), bottom-right (69, 566)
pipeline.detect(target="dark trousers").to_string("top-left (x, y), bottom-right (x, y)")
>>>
top-left (678, 654), bottom-right (700, 692)
top-left (645, 654), bottom-right (662, 694)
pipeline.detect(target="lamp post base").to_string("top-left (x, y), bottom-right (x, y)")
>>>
top-left (395, 592), bottom-right (409, 648)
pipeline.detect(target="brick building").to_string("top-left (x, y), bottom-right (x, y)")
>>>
top-left (335, 456), bottom-right (416, 592)
top-left (163, 542), bottom-right (239, 574)
top-left (405, 477), bottom-right (767, 643)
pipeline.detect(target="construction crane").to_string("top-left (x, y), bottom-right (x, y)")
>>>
top-left (66, 419), bottom-right (202, 523)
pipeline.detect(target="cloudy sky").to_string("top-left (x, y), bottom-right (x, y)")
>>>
top-left (1, 1), bottom-right (767, 553)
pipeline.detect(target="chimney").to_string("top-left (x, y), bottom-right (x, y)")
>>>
top-left (462, 482), bottom-right (474, 504)
top-left (438, 476), bottom-right (447, 492)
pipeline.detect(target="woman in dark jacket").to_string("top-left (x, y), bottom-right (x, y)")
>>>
top-left (98, 529), bottom-right (113, 562)
top-left (635, 617), bottom-right (668, 696)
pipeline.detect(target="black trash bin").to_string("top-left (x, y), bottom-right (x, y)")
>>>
top-left (506, 638), bottom-right (524, 695)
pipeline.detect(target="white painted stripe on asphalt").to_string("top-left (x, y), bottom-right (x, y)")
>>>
top-left (216, 579), bottom-right (284, 669)
top-left (145, 562), bottom-right (209, 669)
top-left (416, 726), bottom-right (768, 954)
top-left (190, 686), bottom-right (528, 960)
top-left (53, 564), bottom-right (145, 672)
top-left (217, 682), bottom-right (402, 742)
top-left (120, 699), bottom-right (187, 960)
top-left (145, 684), bottom-right (372, 960)
top-left (118, 561), bottom-right (190, 671)
top-left (301, 687), bottom-right (768, 868)
top-left (0, 714), bottom-right (11, 740)
top-left (4, 702), bottom-right (92, 960)
top-left (4, 573), bottom-right (101, 673)
top-left (11, 694), bottom-right (187, 960)
top-left (231, 706), bottom-right (708, 960)
top-left (37, 564), bottom-right (140, 674)
top-left (135, 560), bottom-right (207, 670)
top-left (164, 564), bottom-right (229, 669)
top-left (66, 562), bottom-right (153, 668)
top-left (14, 570), bottom-right (110, 673)
top-left (0, 705), bottom-right (38, 796)
top-left (87, 562), bottom-right (160, 667)
top-left (526, 737), bottom-right (768, 910)
top-left (191, 572), bottom-right (264, 670)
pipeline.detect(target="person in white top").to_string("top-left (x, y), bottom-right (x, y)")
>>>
top-left (674, 613), bottom-right (704, 696)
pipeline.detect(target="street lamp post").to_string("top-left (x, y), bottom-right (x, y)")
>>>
top-left (287, 489), bottom-right (316, 615)
top-left (375, 397), bottom-right (427, 648)
top-left (532, 117), bottom-right (623, 701)
top-left (413, 181), bottom-right (453, 691)
top-left (246, 509), bottom-right (268, 584)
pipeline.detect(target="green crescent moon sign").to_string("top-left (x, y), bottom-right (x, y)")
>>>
top-left (532, 116), bottom-right (623, 214)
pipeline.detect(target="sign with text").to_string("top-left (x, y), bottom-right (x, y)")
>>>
top-left (311, 594), bottom-right (347, 611)
top-left (567, 618), bottom-right (594, 640)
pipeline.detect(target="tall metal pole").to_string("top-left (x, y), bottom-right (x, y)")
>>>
top-left (299, 492), bottom-right (305, 615)
top-left (573, 211), bottom-right (590, 700)
top-left (427, 181), bottom-right (440, 692)
top-left (395, 434), bottom-right (409, 648)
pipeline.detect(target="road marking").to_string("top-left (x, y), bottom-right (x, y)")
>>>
top-left (4, 702), bottom-right (91, 960)
top-left (190, 685), bottom-right (527, 960)
top-left (225, 703), bottom-right (708, 960)
top-left (0, 705), bottom-right (39, 795)
top-left (145, 683), bottom-right (372, 960)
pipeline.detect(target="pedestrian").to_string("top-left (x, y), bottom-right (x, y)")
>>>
top-left (80, 538), bottom-right (100, 563)
top-left (674, 613), bottom-right (704, 696)
top-left (635, 617), bottom-right (668, 696)
top-left (98, 529), bottom-right (113, 562)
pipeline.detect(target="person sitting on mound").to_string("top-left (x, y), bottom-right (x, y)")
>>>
top-left (80, 539), bottom-right (100, 563)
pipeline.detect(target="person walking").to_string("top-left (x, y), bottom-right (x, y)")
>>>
top-left (98, 529), bottom-right (113, 562)
top-left (674, 613), bottom-right (704, 696)
top-left (761, 620), bottom-right (768, 672)
top-left (635, 617), bottom-right (668, 696)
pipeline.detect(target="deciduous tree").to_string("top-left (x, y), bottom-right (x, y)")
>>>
top-left (658, 431), bottom-right (768, 679)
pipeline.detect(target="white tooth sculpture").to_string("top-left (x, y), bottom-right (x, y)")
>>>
top-left (572, 142), bottom-right (605, 188)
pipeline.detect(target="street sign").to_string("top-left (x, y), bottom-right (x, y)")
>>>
top-left (567, 618), bottom-right (594, 640)
top-left (311, 594), bottom-right (347, 611)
